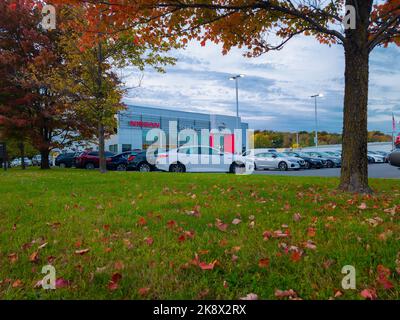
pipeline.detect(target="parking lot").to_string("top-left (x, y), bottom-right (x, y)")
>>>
top-left (254, 163), bottom-right (400, 178)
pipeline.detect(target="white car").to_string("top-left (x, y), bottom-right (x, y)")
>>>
top-left (245, 151), bottom-right (305, 171)
top-left (367, 153), bottom-right (385, 163)
top-left (10, 157), bottom-right (32, 167)
top-left (155, 146), bottom-right (254, 174)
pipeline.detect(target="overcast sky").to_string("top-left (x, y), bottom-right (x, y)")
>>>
top-left (122, 37), bottom-right (400, 134)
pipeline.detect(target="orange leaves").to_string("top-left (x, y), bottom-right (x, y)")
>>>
top-left (137, 216), bottom-right (147, 226)
top-left (29, 251), bottom-right (39, 263)
top-left (258, 258), bottom-right (270, 268)
top-left (360, 288), bottom-right (377, 300)
top-left (8, 253), bottom-right (18, 264)
top-left (191, 253), bottom-right (218, 271)
top-left (215, 219), bottom-right (229, 232)
top-left (376, 265), bottom-right (394, 290)
top-left (108, 273), bottom-right (122, 291)
top-left (144, 237), bottom-right (154, 246)
top-left (290, 251), bottom-right (302, 262)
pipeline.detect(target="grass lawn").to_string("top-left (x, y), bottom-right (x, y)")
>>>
top-left (0, 168), bottom-right (399, 300)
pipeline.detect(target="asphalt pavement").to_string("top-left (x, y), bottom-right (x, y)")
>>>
top-left (253, 164), bottom-right (400, 179)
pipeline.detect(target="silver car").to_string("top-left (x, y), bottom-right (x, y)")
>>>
top-left (250, 152), bottom-right (304, 171)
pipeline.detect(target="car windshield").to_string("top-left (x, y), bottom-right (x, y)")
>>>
top-left (296, 153), bottom-right (309, 157)
top-left (319, 152), bottom-right (334, 157)
top-left (275, 153), bottom-right (287, 157)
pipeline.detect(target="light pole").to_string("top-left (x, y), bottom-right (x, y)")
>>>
top-left (230, 74), bottom-right (244, 130)
top-left (310, 93), bottom-right (323, 148)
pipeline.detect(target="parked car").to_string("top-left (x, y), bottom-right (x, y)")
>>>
top-left (324, 151), bottom-right (342, 158)
top-left (249, 151), bottom-right (304, 171)
top-left (127, 150), bottom-right (158, 172)
top-left (75, 151), bottom-right (115, 169)
top-left (54, 153), bottom-right (79, 168)
top-left (107, 150), bottom-right (142, 171)
top-left (155, 146), bottom-right (253, 173)
top-left (369, 151), bottom-right (389, 163)
top-left (282, 151), bottom-right (324, 169)
top-left (367, 152), bottom-right (386, 163)
top-left (388, 149), bottom-right (400, 167)
top-left (10, 157), bottom-right (32, 167)
top-left (304, 151), bottom-right (341, 168)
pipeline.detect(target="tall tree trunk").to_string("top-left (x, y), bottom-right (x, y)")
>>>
top-left (18, 142), bottom-right (25, 170)
top-left (40, 149), bottom-right (50, 170)
top-left (98, 122), bottom-right (106, 173)
top-left (97, 40), bottom-right (107, 174)
top-left (339, 0), bottom-right (373, 193)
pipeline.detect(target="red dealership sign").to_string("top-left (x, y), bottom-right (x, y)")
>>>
top-left (129, 121), bottom-right (160, 128)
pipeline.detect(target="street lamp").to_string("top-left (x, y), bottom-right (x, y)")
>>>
top-left (310, 93), bottom-right (323, 148)
top-left (229, 74), bottom-right (244, 129)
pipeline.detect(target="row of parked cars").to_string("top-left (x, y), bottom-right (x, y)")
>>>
top-left (52, 146), bottom-right (394, 174)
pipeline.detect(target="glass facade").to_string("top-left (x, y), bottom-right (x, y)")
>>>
top-left (109, 106), bottom-right (248, 154)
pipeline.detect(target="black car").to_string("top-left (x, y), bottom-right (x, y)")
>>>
top-left (107, 150), bottom-right (142, 171)
top-left (305, 151), bottom-right (341, 168)
top-left (55, 152), bottom-right (78, 168)
top-left (283, 151), bottom-right (324, 169)
top-left (127, 150), bottom-right (158, 172)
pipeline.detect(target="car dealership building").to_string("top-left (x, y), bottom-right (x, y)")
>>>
top-left (106, 105), bottom-right (249, 154)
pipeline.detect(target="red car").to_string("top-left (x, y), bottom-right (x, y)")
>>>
top-left (75, 151), bottom-right (115, 169)
top-left (395, 135), bottom-right (400, 148)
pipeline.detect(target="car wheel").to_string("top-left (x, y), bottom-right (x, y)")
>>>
top-left (116, 164), bottom-right (127, 171)
top-left (138, 163), bottom-right (151, 172)
top-left (85, 162), bottom-right (95, 170)
top-left (278, 162), bottom-right (288, 171)
top-left (304, 161), bottom-right (311, 169)
top-left (327, 160), bottom-right (334, 168)
top-left (169, 163), bottom-right (185, 173)
top-left (59, 163), bottom-right (66, 169)
top-left (230, 163), bottom-right (245, 174)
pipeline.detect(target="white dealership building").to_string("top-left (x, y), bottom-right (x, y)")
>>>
top-left (105, 105), bottom-right (249, 154)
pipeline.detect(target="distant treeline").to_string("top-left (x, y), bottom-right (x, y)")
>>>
top-left (254, 130), bottom-right (392, 149)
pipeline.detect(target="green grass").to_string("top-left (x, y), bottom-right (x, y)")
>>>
top-left (0, 168), bottom-right (399, 300)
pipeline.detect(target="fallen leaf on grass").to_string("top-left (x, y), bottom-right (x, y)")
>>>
top-left (108, 273), bottom-right (122, 291)
top-left (378, 230), bottom-right (393, 241)
top-left (358, 203), bottom-right (367, 210)
top-left (144, 237), bottom-right (154, 245)
top-left (304, 240), bottom-right (317, 250)
top-left (307, 227), bottom-right (316, 237)
top-left (166, 220), bottom-right (177, 229)
top-left (215, 219), bottom-right (229, 232)
top-left (240, 293), bottom-right (258, 300)
top-left (114, 261), bottom-right (125, 270)
top-left (377, 265), bottom-right (394, 290)
top-left (232, 218), bottom-right (242, 225)
top-left (360, 288), bottom-right (377, 300)
top-left (263, 230), bottom-right (273, 240)
top-left (258, 258), bottom-right (270, 268)
top-left (56, 278), bottom-right (70, 288)
top-left (138, 287), bottom-right (150, 296)
top-left (275, 289), bottom-right (298, 299)
top-left (137, 217), bottom-right (147, 226)
top-left (199, 260), bottom-right (218, 270)
top-left (29, 251), bottom-right (39, 263)
top-left (290, 251), bottom-right (302, 262)
top-left (8, 253), bottom-right (18, 264)
top-left (12, 279), bottom-right (23, 288)
top-left (75, 248), bottom-right (90, 255)
top-left (293, 213), bottom-right (302, 222)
